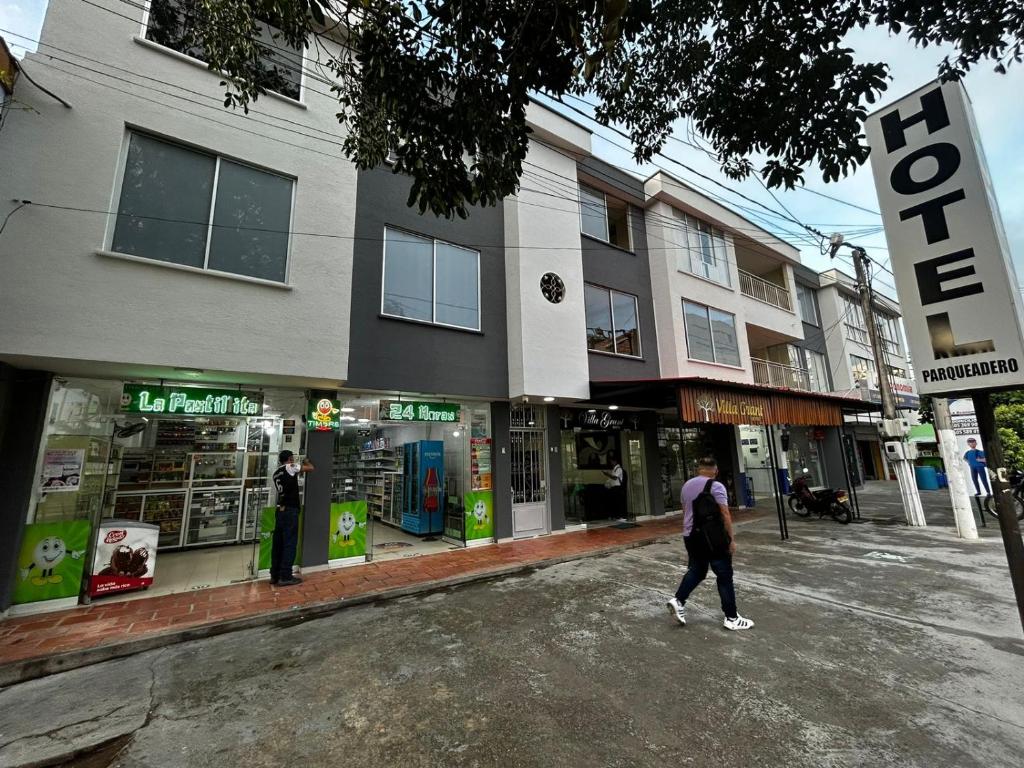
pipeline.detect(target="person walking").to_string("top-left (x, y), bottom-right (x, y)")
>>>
top-left (271, 450), bottom-right (314, 587)
top-left (666, 457), bottom-right (753, 631)
top-left (963, 438), bottom-right (992, 497)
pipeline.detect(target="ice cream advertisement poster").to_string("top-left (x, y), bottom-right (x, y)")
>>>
top-left (89, 521), bottom-right (160, 597)
top-left (329, 501), bottom-right (367, 561)
top-left (13, 520), bottom-right (91, 605)
top-left (41, 448), bottom-right (85, 493)
top-left (464, 491), bottom-right (494, 541)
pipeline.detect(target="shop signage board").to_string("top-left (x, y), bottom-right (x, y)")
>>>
top-left (865, 80), bottom-right (1024, 395)
top-left (40, 448), bottom-right (85, 492)
top-left (378, 400), bottom-right (460, 423)
top-left (307, 398), bottom-right (341, 431)
top-left (679, 386), bottom-right (844, 427)
top-left (858, 376), bottom-right (920, 410)
top-left (561, 409), bottom-right (640, 431)
top-left (328, 501), bottom-right (368, 562)
top-left (121, 384), bottom-right (263, 416)
top-left (89, 520), bottom-right (160, 597)
top-left (12, 520), bottom-right (91, 605)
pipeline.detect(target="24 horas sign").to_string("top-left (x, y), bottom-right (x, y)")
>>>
top-left (866, 81), bottom-right (1024, 395)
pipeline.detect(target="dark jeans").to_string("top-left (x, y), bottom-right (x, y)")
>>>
top-left (271, 506), bottom-right (299, 581)
top-left (674, 535), bottom-right (738, 619)
top-left (970, 466), bottom-right (991, 495)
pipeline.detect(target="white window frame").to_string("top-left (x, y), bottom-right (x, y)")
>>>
top-left (579, 183), bottom-right (632, 251)
top-left (106, 128), bottom-right (296, 284)
top-left (672, 209), bottom-right (732, 288)
top-left (682, 299), bottom-right (742, 367)
top-left (380, 226), bottom-right (482, 332)
top-left (796, 283), bottom-right (820, 326)
top-left (139, 0), bottom-right (307, 105)
top-left (584, 283), bottom-right (642, 358)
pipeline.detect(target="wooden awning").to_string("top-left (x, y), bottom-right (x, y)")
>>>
top-left (588, 376), bottom-right (875, 427)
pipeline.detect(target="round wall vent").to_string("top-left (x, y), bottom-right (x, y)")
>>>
top-left (540, 272), bottom-right (565, 304)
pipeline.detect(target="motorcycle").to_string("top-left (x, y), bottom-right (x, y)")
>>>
top-left (984, 468), bottom-right (1024, 521)
top-left (787, 470), bottom-right (853, 524)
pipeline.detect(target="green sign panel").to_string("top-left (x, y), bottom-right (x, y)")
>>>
top-left (465, 490), bottom-right (494, 541)
top-left (329, 501), bottom-right (368, 560)
top-left (308, 398), bottom-right (341, 431)
top-left (379, 400), bottom-right (460, 423)
top-left (121, 384), bottom-right (263, 416)
top-left (13, 520), bottom-right (91, 605)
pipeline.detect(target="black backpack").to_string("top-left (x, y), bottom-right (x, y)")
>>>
top-left (691, 479), bottom-right (730, 555)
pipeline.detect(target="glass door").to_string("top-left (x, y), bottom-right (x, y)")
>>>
top-left (623, 431), bottom-right (648, 518)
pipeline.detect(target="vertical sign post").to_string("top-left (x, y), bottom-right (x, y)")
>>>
top-left (866, 80), bottom-right (1024, 633)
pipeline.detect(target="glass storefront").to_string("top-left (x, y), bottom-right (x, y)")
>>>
top-left (787, 426), bottom-right (826, 488)
top-left (561, 409), bottom-right (648, 525)
top-left (330, 395), bottom-right (493, 558)
top-left (657, 417), bottom-right (739, 509)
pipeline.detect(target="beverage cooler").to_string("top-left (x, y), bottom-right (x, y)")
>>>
top-left (401, 441), bottom-right (444, 535)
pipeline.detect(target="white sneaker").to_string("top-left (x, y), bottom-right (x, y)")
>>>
top-left (723, 615), bottom-right (754, 631)
top-left (666, 597), bottom-right (686, 625)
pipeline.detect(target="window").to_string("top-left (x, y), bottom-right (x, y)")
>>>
top-left (804, 350), bottom-right (829, 392)
top-left (683, 301), bottom-right (740, 366)
top-left (842, 295), bottom-right (869, 344)
top-left (111, 132), bottom-right (293, 282)
top-left (879, 314), bottom-right (901, 353)
top-left (579, 183), bottom-right (631, 250)
top-left (672, 210), bottom-right (731, 287)
top-left (796, 284), bottom-right (819, 325)
top-left (888, 365), bottom-right (908, 379)
top-left (850, 355), bottom-right (876, 383)
top-left (145, 0), bottom-right (303, 101)
top-left (382, 227), bottom-right (480, 331)
top-left (585, 284), bottom-right (641, 357)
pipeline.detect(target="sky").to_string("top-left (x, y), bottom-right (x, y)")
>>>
top-left (2, 1), bottom-right (1022, 302)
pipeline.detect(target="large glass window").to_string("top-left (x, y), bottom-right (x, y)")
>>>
top-left (796, 283), bottom-right (819, 325)
top-left (579, 183), bottom-right (631, 250)
top-left (683, 301), bottom-right (740, 366)
top-left (672, 209), bottom-right (731, 287)
top-left (843, 295), bottom-right (869, 344)
top-left (585, 284), bottom-right (641, 357)
top-left (382, 227), bottom-right (481, 331)
top-left (850, 354), bottom-right (876, 383)
top-left (145, 0), bottom-right (303, 100)
top-left (111, 132), bottom-right (293, 282)
top-left (804, 349), bottom-right (830, 392)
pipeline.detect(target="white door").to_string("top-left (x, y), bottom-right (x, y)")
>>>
top-left (511, 406), bottom-right (549, 538)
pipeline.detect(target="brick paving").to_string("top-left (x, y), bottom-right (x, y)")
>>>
top-left (1, 514), bottom-right (755, 674)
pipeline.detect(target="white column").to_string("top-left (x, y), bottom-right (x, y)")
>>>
top-left (934, 398), bottom-right (979, 539)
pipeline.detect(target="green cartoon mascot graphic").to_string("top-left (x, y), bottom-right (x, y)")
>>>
top-left (21, 536), bottom-right (84, 585)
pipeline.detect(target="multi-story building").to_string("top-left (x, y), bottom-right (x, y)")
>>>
top-left (817, 268), bottom-right (918, 482)
top-left (0, 0), bottom-right (872, 616)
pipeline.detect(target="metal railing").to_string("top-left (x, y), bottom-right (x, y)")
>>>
top-left (739, 269), bottom-right (792, 311)
top-left (751, 357), bottom-right (812, 390)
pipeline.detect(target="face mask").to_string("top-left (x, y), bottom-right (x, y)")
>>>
top-left (286, 463), bottom-right (301, 476)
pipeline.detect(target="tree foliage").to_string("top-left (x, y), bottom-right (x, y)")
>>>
top-left (188, 0), bottom-right (1024, 217)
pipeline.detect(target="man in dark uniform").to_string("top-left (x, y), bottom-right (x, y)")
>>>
top-left (271, 450), bottom-right (314, 586)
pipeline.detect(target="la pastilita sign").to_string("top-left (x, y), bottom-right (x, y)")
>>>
top-left (865, 80), bottom-right (1024, 395)
top-left (121, 384), bottom-right (263, 416)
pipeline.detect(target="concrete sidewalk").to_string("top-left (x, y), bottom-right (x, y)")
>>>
top-left (1, 498), bottom-right (1020, 768)
top-left (1, 513), bottom-right (751, 687)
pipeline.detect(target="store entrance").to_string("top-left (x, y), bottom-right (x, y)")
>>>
top-left (331, 396), bottom-right (494, 562)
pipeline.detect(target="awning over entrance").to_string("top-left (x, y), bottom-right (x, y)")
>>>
top-left (588, 376), bottom-right (878, 426)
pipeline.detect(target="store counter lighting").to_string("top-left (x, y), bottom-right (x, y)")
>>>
top-left (357, 418), bottom-right (370, 423)
top-left (340, 407), bottom-right (356, 413)
top-left (543, 396), bottom-right (555, 402)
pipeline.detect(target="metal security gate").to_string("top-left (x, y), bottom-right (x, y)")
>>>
top-left (510, 405), bottom-right (548, 538)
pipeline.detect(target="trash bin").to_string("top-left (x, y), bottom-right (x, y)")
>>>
top-left (914, 465), bottom-right (939, 491)
top-left (776, 468), bottom-right (790, 495)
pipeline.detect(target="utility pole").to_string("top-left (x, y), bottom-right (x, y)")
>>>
top-left (831, 236), bottom-right (927, 527)
top-left (932, 397), bottom-right (978, 539)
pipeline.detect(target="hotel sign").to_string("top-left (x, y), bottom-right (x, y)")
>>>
top-left (865, 81), bottom-right (1024, 395)
top-left (121, 384), bottom-right (263, 416)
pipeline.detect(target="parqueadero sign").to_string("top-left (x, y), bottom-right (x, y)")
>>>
top-left (865, 81), bottom-right (1024, 395)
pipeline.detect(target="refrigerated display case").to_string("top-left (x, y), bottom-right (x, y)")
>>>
top-left (401, 441), bottom-right (444, 535)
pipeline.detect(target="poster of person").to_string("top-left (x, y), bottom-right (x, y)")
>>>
top-left (40, 448), bottom-right (85, 492)
top-left (949, 399), bottom-right (992, 496)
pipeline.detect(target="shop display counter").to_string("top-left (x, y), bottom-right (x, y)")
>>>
top-left (186, 488), bottom-right (242, 545)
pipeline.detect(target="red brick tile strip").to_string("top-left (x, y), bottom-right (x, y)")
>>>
top-left (0, 512), bottom-right (761, 686)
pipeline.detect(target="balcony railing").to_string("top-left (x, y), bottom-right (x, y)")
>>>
top-left (739, 269), bottom-right (792, 311)
top-left (752, 357), bottom-right (811, 391)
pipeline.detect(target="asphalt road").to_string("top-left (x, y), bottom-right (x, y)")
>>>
top-left (2, 489), bottom-right (1023, 768)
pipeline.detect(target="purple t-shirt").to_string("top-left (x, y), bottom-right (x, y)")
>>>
top-left (682, 476), bottom-right (728, 536)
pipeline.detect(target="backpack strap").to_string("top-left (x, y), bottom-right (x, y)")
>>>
top-left (703, 478), bottom-right (715, 494)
